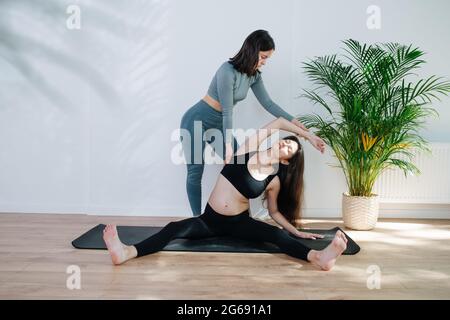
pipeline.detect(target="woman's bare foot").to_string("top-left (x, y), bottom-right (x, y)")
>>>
top-left (307, 230), bottom-right (348, 271)
top-left (103, 224), bottom-right (136, 265)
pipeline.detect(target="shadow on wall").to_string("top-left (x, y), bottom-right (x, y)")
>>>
top-left (0, 0), bottom-right (174, 208)
top-left (0, 0), bottom-right (126, 108)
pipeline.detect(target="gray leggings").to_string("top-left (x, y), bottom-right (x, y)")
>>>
top-left (180, 99), bottom-right (239, 216)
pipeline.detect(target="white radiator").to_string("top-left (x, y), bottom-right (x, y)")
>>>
top-left (373, 143), bottom-right (450, 204)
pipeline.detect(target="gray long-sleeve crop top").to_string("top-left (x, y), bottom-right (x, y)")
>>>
top-left (207, 61), bottom-right (295, 143)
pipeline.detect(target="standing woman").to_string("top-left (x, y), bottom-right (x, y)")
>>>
top-left (180, 29), bottom-right (309, 216)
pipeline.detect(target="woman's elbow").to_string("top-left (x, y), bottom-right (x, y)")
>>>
top-left (268, 210), bottom-right (279, 217)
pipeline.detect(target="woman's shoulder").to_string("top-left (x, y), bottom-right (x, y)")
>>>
top-left (252, 70), bottom-right (262, 81)
top-left (217, 61), bottom-right (260, 81)
top-left (214, 61), bottom-right (237, 82)
top-left (218, 61), bottom-right (235, 73)
top-left (266, 174), bottom-right (280, 192)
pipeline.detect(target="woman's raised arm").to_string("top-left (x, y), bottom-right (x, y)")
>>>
top-left (235, 117), bottom-right (311, 156)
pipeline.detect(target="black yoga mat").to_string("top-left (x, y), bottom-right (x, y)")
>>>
top-left (72, 224), bottom-right (360, 255)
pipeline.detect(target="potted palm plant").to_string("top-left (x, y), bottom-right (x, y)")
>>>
top-left (299, 39), bottom-right (450, 230)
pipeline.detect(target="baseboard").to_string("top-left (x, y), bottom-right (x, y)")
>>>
top-left (0, 204), bottom-right (190, 217)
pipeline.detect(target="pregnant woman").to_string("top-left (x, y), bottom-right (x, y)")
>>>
top-left (180, 29), bottom-right (309, 216)
top-left (103, 117), bottom-right (348, 271)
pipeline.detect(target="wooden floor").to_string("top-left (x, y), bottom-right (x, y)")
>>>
top-left (0, 213), bottom-right (449, 300)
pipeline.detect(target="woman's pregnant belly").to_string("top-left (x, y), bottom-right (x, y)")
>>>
top-left (207, 174), bottom-right (250, 216)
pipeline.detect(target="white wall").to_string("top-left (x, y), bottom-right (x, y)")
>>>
top-left (0, 0), bottom-right (449, 218)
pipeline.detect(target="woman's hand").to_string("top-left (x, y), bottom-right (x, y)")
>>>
top-left (291, 118), bottom-right (309, 132)
top-left (224, 143), bottom-right (233, 164)
top-left (306, 133), bottom-right (326, 154)
top-left (295, 231), bottom-right (325, 240)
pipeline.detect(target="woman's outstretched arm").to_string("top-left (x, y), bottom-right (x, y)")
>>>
top-left (265, 178), bottom-right (324, 240)
top-left (235, 117), bottom-right (312, 156)
top-left (250, 74), bottom-right (295, 122)
top-left (276, 116), bottom-right (311, 138)
top-left (250, 74), bottom-right (309, 132)
top-left (277, 117), bottom-right (326, 154)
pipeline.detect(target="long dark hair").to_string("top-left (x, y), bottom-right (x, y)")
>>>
top-left (262, 135), bottom-right (305, 227)
top-left (229, 30), bottom-right (275, 77)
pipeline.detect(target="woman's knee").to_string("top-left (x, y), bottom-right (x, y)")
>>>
top-left (251, 222), bottom-right (292, 244)
top-left (165, 221), bottom-right (181, 231)
top-left (164, 220), bottom-right (190, 234)
top-left (187, 164), bottom-right (204, 182)
top-left (167, 218), bottom-right (204, 237)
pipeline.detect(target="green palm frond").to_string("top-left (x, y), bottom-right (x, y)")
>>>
top-left (299, 89), bottom-right (333, 115)
top-left (300, 39), bottom-right (450, 196)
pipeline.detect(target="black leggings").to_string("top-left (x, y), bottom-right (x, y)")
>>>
top-left (134, 203), bottom-right (312, 261)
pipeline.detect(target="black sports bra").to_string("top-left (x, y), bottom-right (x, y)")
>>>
top-left (220, 151), bottom-right (278, 199)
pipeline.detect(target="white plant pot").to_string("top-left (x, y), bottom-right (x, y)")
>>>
top-left (342, 192), bottom-right (379, 230)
